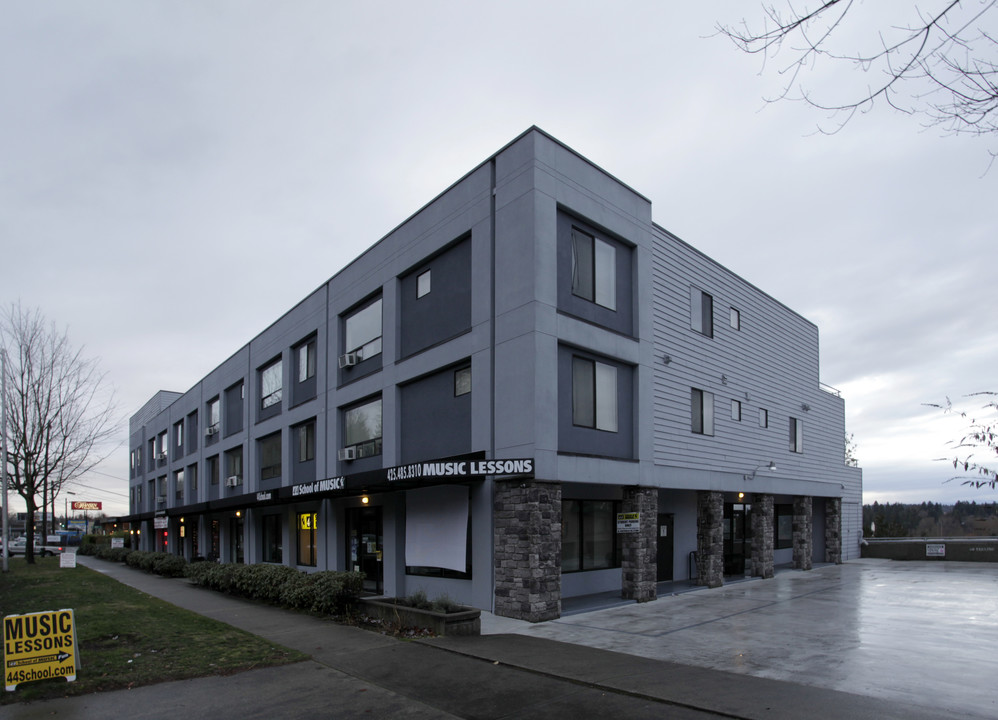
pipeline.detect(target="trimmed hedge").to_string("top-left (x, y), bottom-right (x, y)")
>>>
top-left (87, 546), bottom-right (364, 616)
top-left (184, 562), bottom-right (363, 615)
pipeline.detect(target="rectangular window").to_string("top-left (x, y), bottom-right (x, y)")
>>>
top-left (174, 469), bottom-right (184, 501)
top-left (224, 382), bottom-right (244, 435)
top-left (344, 297), bottom-right (383, 360)
top-left (207, 455), bottom-right (219, 485)
top-left (790, 417), bottom-right (804, 453)
top-left (562, 499), bottom-right (621, 572)
top-left (571, 228), bottom-right (616, 310)
top-left (189, 464), bottom-right (198, 494)
top-left (260, 357), bottom-right (283, 410)
top-left (297, 421), bottom-right (315, 463)
top-left (417, 269), bottom-right (431, 298)
top-left (297, 512), bottom-right (317, 567)
top-left (759, 408), bottom-right (769, 428)
top-left (158, 432), bottom-right (168, 459)
top-left (731, 399), bottom-right (742, 421)
top-left (690, 288), bottom-right (714, 337)
top-left (262, 514), bottom-right (282, 563)
top-left (730, 307), bottom-right (741, 330)
top-left (691, 388), bottom-right (715, 436)
top-left (344, 397), bottom-right (382, 458)
top-left (572, 356), bottom-right (618, 432)
top-left (454, 366), bottom-right (471, 396)
top-left (174, 420), bottom-right (184, 449)
top-left (207, 397), bottom-right (220, 435)
top-left (297, 339), bottom-right (316, 383)
top-left (260, 432), bottom-right (282, 481)
top-left (225, 446), bottom-right (243, 483)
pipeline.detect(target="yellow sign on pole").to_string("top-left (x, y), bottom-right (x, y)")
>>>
top-left (4, 609), bottom-right (79, 691)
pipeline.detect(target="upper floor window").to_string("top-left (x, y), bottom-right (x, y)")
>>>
top-left (691, 288), bottom-right (713, 338)
top-left (297, 421), bottom-right (315, 463)
top-left (571, 228), bottom-right (616, 310)
top-left (730, 307), bottom-right (741, 330)
top-left (691, 388), bottom-right (715, 436)
top-left (260, 357), bottom-right (283, 410)
top-left (259, 432), bottom-right (282, 481)
top-left (731, 399), bottom-right (742, 421)
top-left (158, 432), bottom-right (168, 460)
top-left (174, 420), bottom-right (184, 451)
top-left (297, 339), bottom-right (316, 383)
top-left (454, 366), bottom-right (472, 396)
top-left (343, 397), bottom-right (382, 459)
top-left (207, 397), bottom-right (220, 436)
top-left (759, 408), bottom-right (769, 428)
top-left (343, 298), bottom-right (382, 363)
top-left (224, 381), bottom-right (244, 436)
top-left (207, 455), bottom-right (220, 485)
top-left (572, 356), bottom-right (618, 432)
top-left (417, 270), bottom-right (431, 298)
top-left (225, 445), bottom-right (243, 484)
top-left (790, 417), bottom-right (804, 453)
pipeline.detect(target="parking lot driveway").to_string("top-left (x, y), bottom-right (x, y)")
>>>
top-left (512, 560), bottom-right (998, 719)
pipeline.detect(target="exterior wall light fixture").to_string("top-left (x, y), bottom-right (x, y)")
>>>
top-left (744, 461), bottom-right (777, 481)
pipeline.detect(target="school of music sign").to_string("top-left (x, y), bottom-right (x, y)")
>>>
top-left (4, 609), bottom-right (79, 691)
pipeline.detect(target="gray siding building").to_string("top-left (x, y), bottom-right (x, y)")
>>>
top-left (125, 128), bottom-right (862, 621)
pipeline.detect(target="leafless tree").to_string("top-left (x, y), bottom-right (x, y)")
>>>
top-left (925, 392), bottom-right (998, 488)
top-left (1, 303), bottom-right (118, 563)
top-left (718, 1), bottom-right (998, 142)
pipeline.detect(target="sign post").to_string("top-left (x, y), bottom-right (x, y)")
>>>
top-left (4, 609), bottom-right (79, 691)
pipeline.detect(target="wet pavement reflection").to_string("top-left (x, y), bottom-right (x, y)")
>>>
top-left (505, 559), bottom-right (998, 718)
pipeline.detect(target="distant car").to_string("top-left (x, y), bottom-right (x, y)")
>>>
top-left (3, 536), bottom-right (65, 556)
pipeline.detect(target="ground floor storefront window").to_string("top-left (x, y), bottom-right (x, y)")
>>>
top-left (562, 499), bottom-right (620, 572)
top-left (298, 512), bottom-right (317, 566)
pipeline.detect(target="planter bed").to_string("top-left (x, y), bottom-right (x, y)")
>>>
top-left (359, 597), bottom-right (481, 636)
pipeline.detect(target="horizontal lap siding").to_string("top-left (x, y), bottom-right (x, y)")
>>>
top-left (651, 226), bottom-right (853, 489)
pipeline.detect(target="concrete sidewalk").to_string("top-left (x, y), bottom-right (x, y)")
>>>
top-left (6, 557), bottom-right (991, 719)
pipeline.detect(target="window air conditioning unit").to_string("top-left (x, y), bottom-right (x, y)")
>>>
top-left (156, 496), bottom-right (166, 504)
top-left (337, 447), bottom-right (356, 462)
top-left (206, 426), bottom-right (217, 437)
top-left (226, 475), bottom-right (241, 488)
top-left (157, 451), bottom-right (168, 460)
top-left (338, 352), bottom-right (359, 368)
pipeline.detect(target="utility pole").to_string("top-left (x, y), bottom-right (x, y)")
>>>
top-left (2, 348), bottom-right (9, 573)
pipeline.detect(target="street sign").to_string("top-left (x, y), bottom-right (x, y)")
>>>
top-left (3, 609), bottom-right (79, 691)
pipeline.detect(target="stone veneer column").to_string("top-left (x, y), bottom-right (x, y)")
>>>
top-left (493, 480), bottom-right (562, 622)
top-left (793, 495), bottom-right (813, 571)
top-left (621, 487), bottom-right (658, 602)
top-left (696, 490), bottom-right (724, 588)
top-left (825, 498), bottom-right (843, 564)
top-left (749, 494), bottom-right (775, 579)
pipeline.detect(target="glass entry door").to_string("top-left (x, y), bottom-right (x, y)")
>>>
top-left (346, 505), bottom-right (383, 594)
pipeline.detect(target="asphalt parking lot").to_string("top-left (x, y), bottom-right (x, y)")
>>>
top-left (490, 559), bottom-right (998, 719)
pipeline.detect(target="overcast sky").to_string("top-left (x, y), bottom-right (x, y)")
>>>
top-left (3, 2), bottom-right (996, 517)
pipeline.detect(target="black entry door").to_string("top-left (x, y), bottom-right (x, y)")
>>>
top-left (346, 505), bottom-right (383, 594)
top-left (657, 513), bottom-right (674, 581)
top-left (723, 503), bottom-right (749, 576)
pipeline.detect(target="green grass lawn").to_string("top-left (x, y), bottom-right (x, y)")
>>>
top-left (1, 556), bottom-right (307, 704)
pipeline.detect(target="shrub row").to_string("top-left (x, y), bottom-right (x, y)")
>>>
top-left (184, 562), bottom-right (364, 615)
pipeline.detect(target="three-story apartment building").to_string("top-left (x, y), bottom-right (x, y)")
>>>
top-left (124, 127), bottom-right (862, 621)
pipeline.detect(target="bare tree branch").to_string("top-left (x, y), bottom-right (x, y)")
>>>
top-left (1, 303), bottom-right (118, 562)
top-left (718, 1), bottom-right (998, 143)
top-left (925, 392), bottom-right (998, 489)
